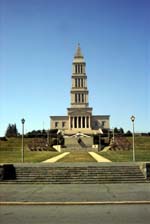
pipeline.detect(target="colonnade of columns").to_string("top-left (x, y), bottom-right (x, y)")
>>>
top-left (69, 116), bottom-right (91, 129)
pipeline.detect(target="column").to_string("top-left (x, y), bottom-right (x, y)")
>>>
top-left (81, 79), bottom-right (83, 87)
top-left (89, 116), bottom-right (91, 128)
top-left (83, 65), bottom-right (85, 73)
top-left (87, 116), bottom-right (89, 128)
top-left (69, 116), bottom-right (70, 129)
top-left (77, 116), bottom-right (79, 128)
top-left (77, 64), bottom-right (79, 73)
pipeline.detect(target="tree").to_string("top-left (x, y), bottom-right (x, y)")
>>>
top-left (5, 124), bottom-right (18, 137)
top-left (114, 127), bottom-right (124, 135)
top-left (26, 129), bottom-right (47, 138)
top-left (125, 130), bottom-right (132, 136)
top-left (114, 127), bottom-right (119, 134)
top-left (119, 128), bottom-right (124, 135)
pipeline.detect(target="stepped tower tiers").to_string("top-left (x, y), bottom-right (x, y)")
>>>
top-left (67, 44), bottom-right (93, 131)
top-left (50, 45), bottom-right (110, 134)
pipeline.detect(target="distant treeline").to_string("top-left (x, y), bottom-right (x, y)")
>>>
top-left (3, 123), bottom-right (150, 138)
top-left (25, 130), bottom-right (47, 138)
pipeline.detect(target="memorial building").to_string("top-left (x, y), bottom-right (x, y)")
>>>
top-left (50, 45), bottom-right (110, 134)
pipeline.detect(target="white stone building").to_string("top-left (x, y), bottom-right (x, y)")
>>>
top-left (50, 45), bottom-right (110, 134)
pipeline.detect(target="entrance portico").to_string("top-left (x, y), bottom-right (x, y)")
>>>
top-left (69, 115), bottom-right (91, 129)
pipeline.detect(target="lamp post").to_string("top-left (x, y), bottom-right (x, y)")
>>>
top-left (131, 115), bottom-right (135, 162)
top-left (21, 118), bottom-right (25, 163)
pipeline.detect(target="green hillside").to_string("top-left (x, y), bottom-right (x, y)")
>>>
top-left (0, 136), bottom-right (150, 163)
top-left (99, 136), bottom-right (150, 162)
top-left (0, 138), bottom-right (59, 163)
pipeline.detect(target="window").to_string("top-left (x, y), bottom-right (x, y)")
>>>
top-left (75, 93), bottom-right (77, 103)
top-left (102, 121), bottom-right (105, 127)
top-left (78, 78), bottom-right (80, 87)
top-left (62, 122), bottom-right (65, 128)
top-left (78, 93), bottom-right (80, 102)
top-left (81, 78), bottom-right (83, 87)
top-left (55, 122), bottom-right (58, 128)
top-left (82, 94), bottom-right (84, 102)
top-left (81, 65), bottom-right (82, 73)
top-left (75, 65), bottom-right (77, 73)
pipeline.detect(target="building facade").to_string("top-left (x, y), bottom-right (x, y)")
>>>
top-left (50, 45), bottom-right (110, 134)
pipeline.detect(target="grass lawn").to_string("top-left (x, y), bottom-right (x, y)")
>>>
top-left (58, 152), bottom-right (96, 162)
top-left (0, 138), bottom-right (60, 163)
top-left (99, 136), bottom-right (150, 162)
top-left (0, 136), bottom-right (150, 163)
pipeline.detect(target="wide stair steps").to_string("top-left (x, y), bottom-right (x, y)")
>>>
top-left (1, 163), bottom-right (146, 184)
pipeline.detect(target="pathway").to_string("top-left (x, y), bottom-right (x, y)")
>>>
top-left (42, 152), bottom-right (70, 163)
top-left (42, 151), bottom-right (111, 163)
top-left (88, 152), bottom-right (111, 162)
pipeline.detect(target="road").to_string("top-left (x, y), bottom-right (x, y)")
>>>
top-left (1, 183), bottom-right (150, 223)
top-left (1, 183), bottom-right (150, 202)
top-left (1, 204), bottom-right (150, 224)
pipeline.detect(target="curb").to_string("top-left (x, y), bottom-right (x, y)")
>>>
top-left (1, 201), bottom-right (150, 206)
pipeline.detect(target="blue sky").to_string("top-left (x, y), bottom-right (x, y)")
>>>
top-left (0, 0), bottom-right (149, 136)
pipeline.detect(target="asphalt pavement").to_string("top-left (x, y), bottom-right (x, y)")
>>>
top-left (0, 183), bottom-right (150, 203)
top-left (1, 204), bottom-right (150, 224)
top-left (1, 183), bottom-right (150, 224)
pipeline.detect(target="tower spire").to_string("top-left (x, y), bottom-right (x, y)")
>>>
top-left (74, 43), bottom-right (83, 58)
top-left (70, 45), bottom-right (89, 108)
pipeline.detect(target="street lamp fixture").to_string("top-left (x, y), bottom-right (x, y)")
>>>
top-left (130, 115), bottom-right (135, 162)
top-left (21, 118), bottom-right (25, 163)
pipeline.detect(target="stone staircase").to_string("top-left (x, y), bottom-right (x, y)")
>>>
top-left (0, 163), bottom-right (146, 184)
top-left (64, 136), bottom-right (94, 151)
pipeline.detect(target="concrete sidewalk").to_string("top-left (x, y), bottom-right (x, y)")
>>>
top-left (0, 183), bottom-right (150, 203)
top-left (42, 152), bottom-right (70, 163)
top-left (89, 152), bottom-right (111, 162)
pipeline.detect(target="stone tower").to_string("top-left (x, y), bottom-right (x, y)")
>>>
top-left (67, 44), bottom-right (93, 131)
top-left (50, 45), bottom-right (110, 134)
